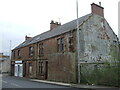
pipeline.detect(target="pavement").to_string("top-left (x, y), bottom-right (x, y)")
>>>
top-left (2, 74), bottom-right (119, 89)
top-left (30, 79), bottom-right (120, 90)
top-left (2, 74), bottom-right (70, 88)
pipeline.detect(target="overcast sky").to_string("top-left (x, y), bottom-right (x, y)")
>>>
top-left (0, 0), bottom-right (119, 55)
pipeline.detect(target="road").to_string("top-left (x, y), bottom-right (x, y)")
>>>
top-left (1, 74), bottom-right (84, 89)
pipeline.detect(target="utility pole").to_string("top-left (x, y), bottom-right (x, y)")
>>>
top-left (10, 40), bottom-right (11, 60)
top-left (76, 0), bottom-right (81, 84)
top-left (9, 40), bottom-right (12, 75)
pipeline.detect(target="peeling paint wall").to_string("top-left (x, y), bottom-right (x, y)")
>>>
top-left (79, 14), bottom-right (120, 86)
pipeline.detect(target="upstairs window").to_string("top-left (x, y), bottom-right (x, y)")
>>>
top-left (39, 43), bottom-right (44, 56)
top-left (13, 51), bottom-right (16, 59)
top-left (18, 50), bottom-right (21, 59)
top-left (57, 39), bottom-right (61, 52)
top-left (61, 38), bottom-right (64, 51)
top-left (29, 46), bottom-right (34, 57)
top-left (57, 38), bottom-right (64, 52)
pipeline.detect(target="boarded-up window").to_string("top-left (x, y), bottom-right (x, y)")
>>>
top-left (69, 37), bottom-right (74, 52)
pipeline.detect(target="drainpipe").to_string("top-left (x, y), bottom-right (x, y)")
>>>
top-left (76, 0), bottom-right (81, 84)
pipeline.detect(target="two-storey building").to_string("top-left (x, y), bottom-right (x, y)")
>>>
top-left (11, 3), bottom-right (120, 85)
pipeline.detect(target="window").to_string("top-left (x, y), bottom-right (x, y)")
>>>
top-left (39, 62), bottom-right (44, 74)
top-left (57, 38), bottom-right (64, 52)
top-left (13, 51), bottom-right (16, 59)
top-left (68, 36), bottom-right (74, 52)
top-left (57, 39), bottom-right (61, 52)
top-left (29, 47), bottom-right (33, 57)
top-left (39, 43), bottom-right (44, 56)
top-left (29, 62), bottom-right (32, 75)
top-left (18, 50), bottom-right (21, 58)
top-left (61, 38), bottom-right (64, 51)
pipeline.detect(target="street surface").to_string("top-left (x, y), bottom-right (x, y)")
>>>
top-left (1, 74), bottom-right (84, 89)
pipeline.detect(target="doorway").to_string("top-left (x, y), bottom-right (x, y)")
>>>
top-left (45, 61), bottom-right (48, 80)
top-left (11, 64), bottom-right (14, 76)
top-left (23, 62), bottom-right (26, 77)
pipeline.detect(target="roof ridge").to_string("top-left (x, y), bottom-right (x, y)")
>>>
top-left (14, 13), bottom-right (92, 49)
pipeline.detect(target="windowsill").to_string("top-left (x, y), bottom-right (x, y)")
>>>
top-left (29, 56), bottom-right (33, 58)
top-left (39, 73), bottom-right (45, 76)
top-left (57, 51), bottom-right (64, 53)
top-left (17, 56), bottom-right (21, 59)
top-left (39, 55), bottom-right (44, 57)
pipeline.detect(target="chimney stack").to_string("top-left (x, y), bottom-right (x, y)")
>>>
top-left (91, 3), bottom-right (104, 17)
top-left (25, 35), bottom-right (31, 40)
top-left (99, 2), bottom-right (101, 6)
top-left (50, 20), bottom-right (61, 30)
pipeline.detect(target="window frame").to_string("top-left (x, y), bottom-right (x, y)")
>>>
top-left (61, 38), bottom-right (64, 51)
top-left (28, 62), bottom-right (32, 75)
top-left (39, 62), bottom-right (44, 74)
top-left (17, 50), bottom-right (21, 59)
top-left (29, 46), bottom-right (34, 57)
top-left (57, 37), bottom-right (64, 52)
top-left (57, 39), bottom-right (61, 52)
top-left (13, 51), bottom-right (16, 59)
top-left (39, 43), bottom-right (44, 56)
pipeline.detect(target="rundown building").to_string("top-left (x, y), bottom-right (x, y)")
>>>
top-left (11, 3), bottom-right (120, 86)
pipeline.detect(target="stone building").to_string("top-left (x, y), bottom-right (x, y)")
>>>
top-left (11, 3), bottom-right (120, 85)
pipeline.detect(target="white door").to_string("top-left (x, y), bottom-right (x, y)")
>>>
top-left (14, 63), bottom-right (23, 77)
top-left (19, 64), bottom-right (23, 77)
top-left (14, 64), bottom-right (18, 76)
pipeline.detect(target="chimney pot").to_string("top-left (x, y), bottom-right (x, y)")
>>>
top-left (55, 22), bottom-right (58, 24)
top-left (50, 20), bottom-right (54, 24)
top-left (99, 2), bottom-right (101, 6)
top-left (50, 20), bottom-right (61, 30)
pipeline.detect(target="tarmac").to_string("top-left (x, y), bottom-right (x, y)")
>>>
top-left (30, 79), bottom-right (119, 90)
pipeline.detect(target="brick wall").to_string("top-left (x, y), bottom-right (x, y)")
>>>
top-left (11, 30), bottom-right (77, 83)
top-left (91, 3), bottom-right (104, 17)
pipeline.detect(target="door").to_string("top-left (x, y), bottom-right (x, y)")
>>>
top-left (45, 61), bottom-right (48, 80)
top-left (18, 64), bottom-right (23, 77)
top-left (11, 64), bottom-right (14, 76)
top-left (18, 65), bottom-right (20, 76)
top-left (23, 62), bottom-right (26, 77)
top-left (14, 64), bottom-right (18, 76)
top-left (14, 64), bottom-right (23, 77)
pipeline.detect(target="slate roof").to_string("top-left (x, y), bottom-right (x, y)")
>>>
top-left (14, 13), bottom-right (92, 49)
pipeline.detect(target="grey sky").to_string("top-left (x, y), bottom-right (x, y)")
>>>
top-left (0, 0), bottom-right (119, 55)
